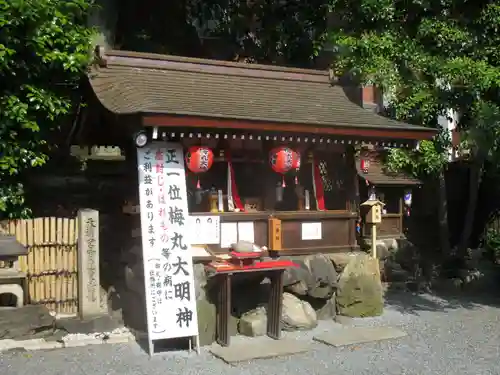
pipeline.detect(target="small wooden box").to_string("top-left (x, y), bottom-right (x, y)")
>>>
top-left (361, 199), bottom-right (384, 224)
top-left (243, 197), bottom-right (262, 212)
top-left (268, 217), bottom-right (282, 251)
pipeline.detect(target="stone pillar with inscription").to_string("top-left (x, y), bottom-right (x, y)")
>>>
top-left (77, 209), bottom-right (104, 319)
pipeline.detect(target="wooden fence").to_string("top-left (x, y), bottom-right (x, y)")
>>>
top-left (0, 217), bottom-right (79, 314)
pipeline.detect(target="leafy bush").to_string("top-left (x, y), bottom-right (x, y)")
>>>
top-left (0, 0), bottom-right (96, 218)
top-left (483, 228), bottom-right (500, 264)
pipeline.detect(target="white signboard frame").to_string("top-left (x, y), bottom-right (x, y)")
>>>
top-left (137, 142), bottom-right (200, 356)
top-left (301, 222), bottom-right (322, 240)
top-left (190, 215), bottom-right (220, 244)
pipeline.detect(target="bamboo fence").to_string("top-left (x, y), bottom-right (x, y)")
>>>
top-left (0, 217), bottom-right (79, 314)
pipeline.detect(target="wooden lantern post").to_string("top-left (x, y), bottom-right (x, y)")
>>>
top-left (360, 199), bottom-right (385, 259)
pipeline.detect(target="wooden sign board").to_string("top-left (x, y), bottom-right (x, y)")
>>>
top-left (137, 142), bottom-right (200, 355)
top-left (268, 217), bottom-right (282, 251)
top-left (70, 145), bottom-right (125, 160)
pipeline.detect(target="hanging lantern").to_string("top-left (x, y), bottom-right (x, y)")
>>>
top-left (404, 189), bottom-right (412, 207)
top-left (269, 146), bottom-right (300, 187)
top-left (269, 147), bottom-right (296, 174)
top-left (185, 146), bottom-right (214, 189)
top-left (360, 158), bottom-right (370, 173)
top-left (368, 186), bottom-right (377, 200)
top-left (185, 146), bottom-right (214, 173)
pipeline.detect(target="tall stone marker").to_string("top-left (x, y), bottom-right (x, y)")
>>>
top-left (77, 209), bottom-right (102, 319)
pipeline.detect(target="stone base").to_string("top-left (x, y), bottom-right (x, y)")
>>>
top-left (314, 326), bottom-right (407, 347)
top-left (0, 305), bottom-right (55, 340)
top-left (210, 338), bottom-right (310, 363)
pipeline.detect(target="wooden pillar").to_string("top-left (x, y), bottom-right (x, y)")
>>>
top-left (77, 209), bottom-right (103, 319)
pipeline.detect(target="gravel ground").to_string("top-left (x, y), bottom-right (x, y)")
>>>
top-left (2, 291), bottom-right (500, 375)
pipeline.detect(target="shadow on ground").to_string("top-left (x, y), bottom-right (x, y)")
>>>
top-left (384, 286), bottom-right (500, 315)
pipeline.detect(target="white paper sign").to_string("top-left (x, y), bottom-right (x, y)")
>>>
top-left (301, 222), bottom-right (322, 240)
top-left (220, 222), bottom-right (238, 248)
top-left (237, 222), bottom-right (255, 243)
top-left (137, 142), bottom-right (199, 341)
top-left (190, 215), bottom-right (220, 244)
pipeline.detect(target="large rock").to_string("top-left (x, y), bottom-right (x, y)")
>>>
top-left (326, 252), bottom-right (362, 273)
top-left (281, 292), bottom-right (317, 331)
top-left (123, 263), bottom-right (144, 295)
top-left (196, 299), bottom-right (216, 346)
top-left (376, 241), bottom-right (390, 260)
top-left (362, 240), bottom-right (391, 260)
top-left (193, 263), bottom-right (208, 301)
top-left (196, 299), bottom-right (238, 346)
top-left (283, 259), bottom-right (313, 297)
top-left (314, 293), bottom-right (337, 320)
top-left (283, 255), bottom-right (337, 300)
top-left (303, 254), bottom-right (338, 299)
top-left (394, 239), bottom-right (420, 272)
top-left (336, 253), bottom-right (384, 317)
top-left (118, 290), bottom-right (147, 331)
top-left (231, 281), bottom-right (270, 316)
top-left (239, 306), bottom-right (267, 337)
top-left (383, 238), bottom-right (398, 251)
top-left (383, 259), bottom-right (411, 282)
top-left (238, 293), bottom-right (318, 336)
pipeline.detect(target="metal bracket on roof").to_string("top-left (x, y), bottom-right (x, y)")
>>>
top-left (95, 45), bottom-right (107, 67)
top-left (152, 126), bottom-right (159, 140)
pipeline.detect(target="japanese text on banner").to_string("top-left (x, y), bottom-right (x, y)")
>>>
top-left (137, 143), bottom-right (198, 340)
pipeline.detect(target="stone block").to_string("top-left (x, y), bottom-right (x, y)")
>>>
top-left (21, 339), bottom-right (63, 351)
top-left (239, 306), bottom-right (267, 337)
top-left (77, 209), bottom-right (103, 319)
top-left (196, 299), bottom-right (216, 346)
top-left (193, 263), bottom-right (208, 301)
top-left (196, 299), bottom-right (238, 346)
top-left (63, 337), bottom-right (104, 348)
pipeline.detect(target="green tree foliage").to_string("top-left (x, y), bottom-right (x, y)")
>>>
top-left (327, 0), bottom-right (500, 177)
top-left (0, 0), bottom-right (95, 218)
top-left (115, 0), bottom-right (330, 66)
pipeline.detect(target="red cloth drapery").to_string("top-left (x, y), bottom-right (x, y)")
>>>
top-left (312, 157), bottom-right (326, 211)
top-left (226, 150), bottom-right (245, 212)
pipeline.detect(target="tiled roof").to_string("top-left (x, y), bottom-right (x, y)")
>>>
top-left (88, 48), bottom-right (435, 139)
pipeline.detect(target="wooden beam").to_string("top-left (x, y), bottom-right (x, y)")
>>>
top-left (142, 114), bottom-right (436, 141)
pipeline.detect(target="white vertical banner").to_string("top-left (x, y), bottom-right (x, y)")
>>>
top-left (137, 142), bottom-right (199, 341)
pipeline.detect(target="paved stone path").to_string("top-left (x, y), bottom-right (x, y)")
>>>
top-left (1, 292), bottom-right (500, 375)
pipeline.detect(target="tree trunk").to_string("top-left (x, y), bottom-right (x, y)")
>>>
top-left (437, 168), bottom-right (451, 256)
top-left (457, 160), bottom-right (483, 257)
top-left (89, 0), bottom-right (118, 49)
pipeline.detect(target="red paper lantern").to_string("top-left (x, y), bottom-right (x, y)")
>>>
top-left (269, 147), bottom-right (300, 174)
top-left (185, 146), bottom-right (214, 173)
